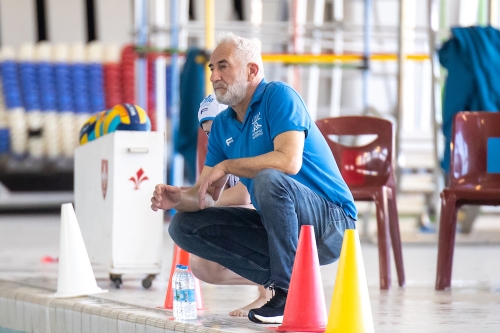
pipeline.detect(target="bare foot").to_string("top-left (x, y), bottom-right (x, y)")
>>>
top-left (229, 286), bottom-right (272, 317)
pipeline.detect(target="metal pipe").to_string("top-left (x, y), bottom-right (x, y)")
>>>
top-left (170, 0), bottom-right (180, 121)
top-left (154, 0), bottom-right (167, 136)
top-left (489, 0), bottom-right (498, 25)
top-left (394, 0), bottom-right (407, 192)
top-left (250, 0), bottom-right (263, 52)
top-left (362, 0), bottom-right (372, 114)
top-left (250, 0), bottom-right (263, 28)
top-left (36, 0), bottom-right (48, 42)
top-left (130, 50), bottom-right (429, 63)
top-left (330, 0), bottom-right (344, 118)
top-left (148, 0), bottom-right (168, 188)
top-left (205, 0), bottom-right (215, 95)
top-left (306, 0), bottom-right (325, 121)
top-left (289, 0), bottom-right (306, 93)
top-left (171, 0), bottom-right (185, 187)
top-left (134, 0), bottom-right (147, 109)
top-left (428, 0), bottom-right (444, 224)
top-left (179, 0), bottom-right (189, 50)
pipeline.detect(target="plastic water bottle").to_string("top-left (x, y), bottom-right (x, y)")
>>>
top-left (172, 264), bottom-right (183, 319)
top-left (173, 265), bottom-right (197, 320)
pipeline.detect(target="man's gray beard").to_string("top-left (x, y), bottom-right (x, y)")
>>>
top-left (215, 78), bottom-right (249, 106)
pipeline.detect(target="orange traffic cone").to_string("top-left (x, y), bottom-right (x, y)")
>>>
top-left (163, 244), bottom-right (205, 310)
top-left (275, 225), bottom-right (327, 332)
top-left (325, 229), bottom-right (374, 333)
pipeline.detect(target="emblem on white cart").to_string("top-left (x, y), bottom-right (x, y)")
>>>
top-left (129, 168), bottom-right (149, 190)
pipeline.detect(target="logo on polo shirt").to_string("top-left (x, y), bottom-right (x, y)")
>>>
top-left (202, 95), bottom-right (215, 104)
top-left (226, 137), bottom-right (234, 146)
top-left (252, 112), bottom-right (263, 139)
top-left (200, 107), bottom-right (209, 114)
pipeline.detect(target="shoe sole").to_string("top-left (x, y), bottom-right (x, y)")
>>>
top-left (248, 312), bottom-right (283, 324)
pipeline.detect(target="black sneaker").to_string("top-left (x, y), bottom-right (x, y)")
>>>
top-left (248, 287), bottom-right (287, 324)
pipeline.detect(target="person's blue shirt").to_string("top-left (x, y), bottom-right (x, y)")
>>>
top-left (205, 79), bottom-right (357, 220)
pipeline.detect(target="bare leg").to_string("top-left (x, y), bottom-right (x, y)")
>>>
top-left (229, 284), bottom-right (271, 317)
top-left (190, 255), bottom-right (272, 317)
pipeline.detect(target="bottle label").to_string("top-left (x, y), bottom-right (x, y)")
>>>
top-left (186, 289), bottom-right (196, 303)
top-left (174, 289), bottom-right (184, 302)
top-left (177, 289), bottom-right (185, 302)
top-left (177, 289), bottom-right (196, 303)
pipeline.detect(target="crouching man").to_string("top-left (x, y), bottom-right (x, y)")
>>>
top-left (151, 32), bottom-right (357, 324)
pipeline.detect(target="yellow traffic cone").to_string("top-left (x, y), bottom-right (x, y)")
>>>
top-left (325, 229), bottom-right (374, 333)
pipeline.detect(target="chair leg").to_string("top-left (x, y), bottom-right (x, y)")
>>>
top-left (374, 188), bottom-right (392, 290)
top-left (388, 186), bottom-right (405, 287)
top-left (435, 193), bottom-right (458, 291)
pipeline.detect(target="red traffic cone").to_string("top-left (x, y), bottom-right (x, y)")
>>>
top-left (275, 225), bottom-right (327, 332)
top-left (163, 244), bottom-right (205, 310)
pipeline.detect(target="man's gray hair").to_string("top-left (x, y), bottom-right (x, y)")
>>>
top-left (215, 32), bottom-right (265, 77)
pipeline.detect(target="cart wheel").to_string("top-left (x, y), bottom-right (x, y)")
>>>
top-left (110, 274), bottom-right (122, 289)
top-left (142, 274), bottom-right (156, 289)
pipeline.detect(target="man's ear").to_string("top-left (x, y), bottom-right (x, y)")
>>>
top-left (248, 62), bottom-right (259, 81)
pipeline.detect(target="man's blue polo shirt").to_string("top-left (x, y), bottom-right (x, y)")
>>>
top-left (205, 79), bottom-right (357, 219)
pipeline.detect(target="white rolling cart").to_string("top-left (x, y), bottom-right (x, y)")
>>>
top-left (75, 131), bottom-right (164, 288)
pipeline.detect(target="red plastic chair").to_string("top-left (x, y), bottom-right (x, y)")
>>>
top-left (435, 111), bottom-right (500, 290)
top-left (316, 116), bottom-right (405, 289)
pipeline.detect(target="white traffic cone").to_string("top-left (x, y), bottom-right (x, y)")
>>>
top-left (54, 203), bottom-right (107, 298)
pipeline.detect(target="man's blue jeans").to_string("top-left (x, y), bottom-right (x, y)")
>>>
top-left (169, 169), bottom-right (355, 290)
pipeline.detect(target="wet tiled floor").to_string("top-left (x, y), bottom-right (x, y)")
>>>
top-left (1, 213), bottom-right (500, 332)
